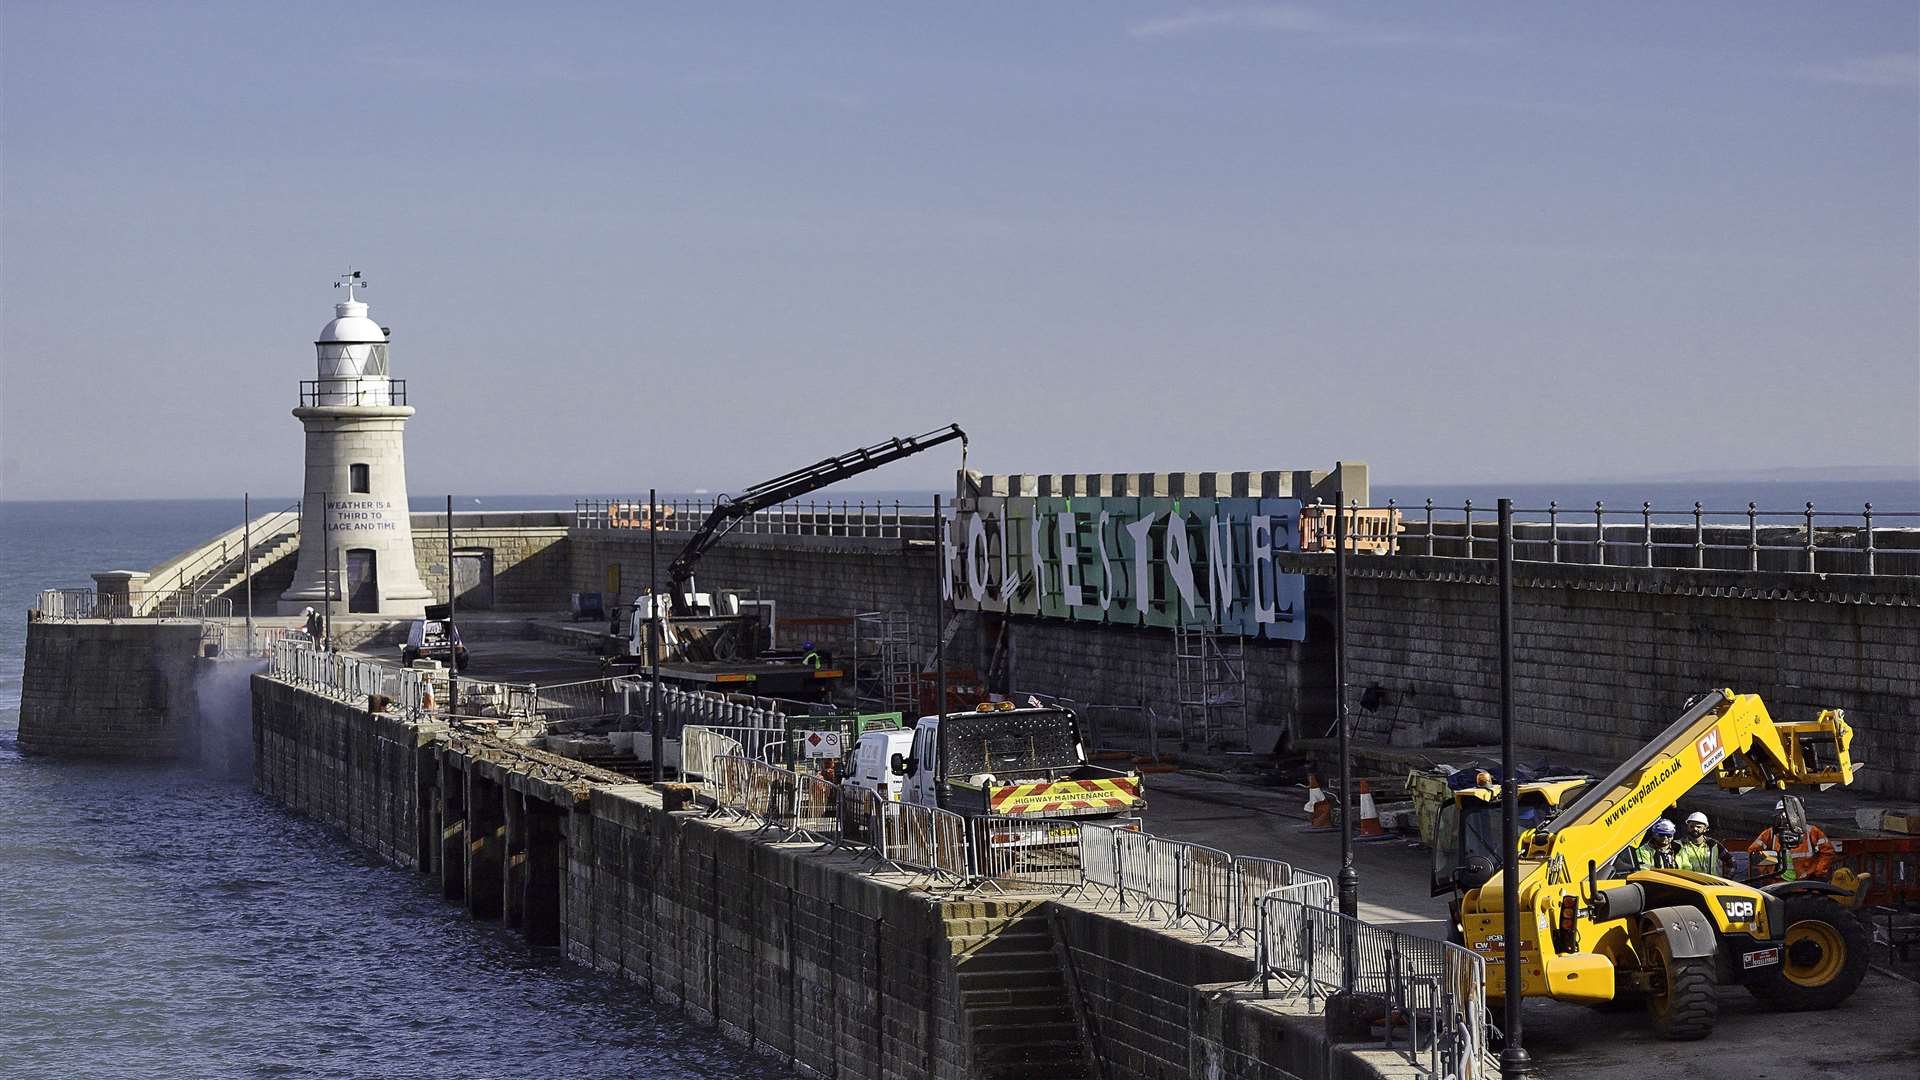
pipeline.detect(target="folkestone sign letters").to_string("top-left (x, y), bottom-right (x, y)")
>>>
top-left (944, 496), bottom-right (1306, 639)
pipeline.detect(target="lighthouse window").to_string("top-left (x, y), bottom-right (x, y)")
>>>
top-left (350, 464), bottom-right (370, 493)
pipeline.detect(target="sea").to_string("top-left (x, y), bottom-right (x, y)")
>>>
top-left (1, 480), bottom-right (1914, 1076)
top-left (0, 497), bottom-right (781, 1079)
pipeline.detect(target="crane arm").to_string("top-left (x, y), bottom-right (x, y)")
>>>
top-left (1524, 689), bottom-right (1854, 870)
top-left (665, 423), bottom-right (967, 612)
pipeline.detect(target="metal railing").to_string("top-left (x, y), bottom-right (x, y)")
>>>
top-left (970, 815), bottom-right (1088, 891)
top-left (1311, 499), bottom-right (1920, 577)
top-left (531, 677), bottom-right (631, 723)
top-left (137, 500), bottom-right (304, 616)
top-left (33, 589), bottom-right (125, 621)
top-left (681, 726), bottom-right (746, 782)
top-left (299, 377), bottom-right (406, 407)
top-left (574, 497), bottom-right (939, 541)
top-left (1258, 896), bottom-right (1493, 1080)
top-left (269, 640), bottom-right (430, 716)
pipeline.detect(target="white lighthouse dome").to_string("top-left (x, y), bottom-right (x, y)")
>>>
top-left (317, 300), bottom-right (387, 344)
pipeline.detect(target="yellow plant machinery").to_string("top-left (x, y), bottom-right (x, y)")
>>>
top-left (1434, 689), bottom-right (1868, 1040)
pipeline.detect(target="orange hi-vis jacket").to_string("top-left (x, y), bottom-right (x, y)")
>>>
top-left (1746, 825), bottom-right (1835, 880)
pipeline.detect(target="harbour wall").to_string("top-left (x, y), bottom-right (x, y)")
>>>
top-left (248, 673), bottom-right (1376, 1080)
top-left (569, 529), bottom-right (1920, 800)
top-left (16, 620), bottom-right (208, 758)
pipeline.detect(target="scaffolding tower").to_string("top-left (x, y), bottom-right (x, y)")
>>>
top-left (1173, 622), bottom-right (1249, 750)
top-left (853, 611), bottom-right (919, 713)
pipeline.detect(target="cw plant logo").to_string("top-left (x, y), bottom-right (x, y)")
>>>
top-left (1696, 727), bottom-right (1726, 774)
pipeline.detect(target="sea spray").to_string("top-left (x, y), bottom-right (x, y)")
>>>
top-left (191, 656), bottom-right (266, 776)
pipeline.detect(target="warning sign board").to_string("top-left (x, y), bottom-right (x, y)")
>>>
top-left (802, 730), bottom-right (843, 759)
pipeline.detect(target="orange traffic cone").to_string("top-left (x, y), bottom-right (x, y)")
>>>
top-left (1356, 779), bottom-right (1386, 838)
top-left (1303, 774), bottom-right (1334, 829)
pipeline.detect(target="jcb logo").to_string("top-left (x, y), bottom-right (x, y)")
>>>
top-left (1721, 898), bottom-right (1756, 922)
top-left (1696, 728), bottom-right (1726, 773)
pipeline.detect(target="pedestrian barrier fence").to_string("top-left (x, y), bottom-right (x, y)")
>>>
top-left (794, 773), bottom-right (841, 840)
top-left (532, 677), bottom-right (630, 722)
top-left (871, 800), bottom-right (971, 883)
top-left (1272, 872), bottom-right (1336, 911)
top-left (269, 641), bottom-right (430, 716)
top-left (1180, 843), bottom-right (1235, 934)
top-left (1080, 822), bottom-right (1124, 895)
top-left (681, 726), bottom-right (746, 782)
top-left (839, 787), bottom-right (882, 847)
top-left (971, 815), bottom-right (1086, 890)
top-left (1259, 896), bottom-right (1493, 1080)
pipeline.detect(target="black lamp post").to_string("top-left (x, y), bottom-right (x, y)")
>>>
top-left (1335, 491), bottom-right (1358, 923)
top-left (1498, 498), bottom-right (1532, 1076)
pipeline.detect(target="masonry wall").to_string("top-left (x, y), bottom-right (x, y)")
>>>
top-left (574, 789), bottom-right (972, 1079)
top-left (574, 528), bottom-right (1920, 799)
top-left (251, 676), bottom-right (435, 868)
top-left (17, 619), bottom-right (207, 757)
top-left (1313, 556), bottom-right (1920, 801)
top-left (569, 530), bottom-right (953, 660)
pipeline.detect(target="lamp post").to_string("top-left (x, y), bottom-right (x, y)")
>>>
top-left (447, 495), bottom-right (458, 719)
top-left (1498, 498), bottom-right (1532, 1076)
top-left (1335, 491), bottom-right (1357, 921)
top-left (649, 487), bottom-right (664, 781)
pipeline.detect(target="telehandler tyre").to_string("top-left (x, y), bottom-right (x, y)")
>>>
top-left (1747, 894), bottom-right (1870, 1011)
top-left (1645, 934), bottom-right (1717, 1040)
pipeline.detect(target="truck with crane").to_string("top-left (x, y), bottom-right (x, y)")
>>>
top-left (605, 424), bottom-right (968, 700)
top-left (1433, 689), bottom-right (1870, 1040)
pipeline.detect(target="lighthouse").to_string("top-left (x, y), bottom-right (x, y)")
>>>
top-left (279, 272), bottom-right (434, 617)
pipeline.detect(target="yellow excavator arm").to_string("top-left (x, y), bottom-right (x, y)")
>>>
top-left (1522, 689), bottom-right (1852, 870)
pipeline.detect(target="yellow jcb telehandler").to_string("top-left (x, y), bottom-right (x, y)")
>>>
top-left (1432, 689), bottom-right (1870, 1040)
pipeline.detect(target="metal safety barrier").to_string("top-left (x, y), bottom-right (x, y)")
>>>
top-left (269, 641), bottom-right (430, 717)
top-left (1079, 822), bottom-right (1124, 897)
top-left (1179, 843), bottom-right (1235, 935)
top-left (681, 726), bottom-right (746, 783)
top-left (1259, 896), bottom-right (1492, 1080)
top-left (970, 815), bottom-right (1086, 891)
top-left (872, 800), bottom-right (970, 883)
top-left (533, 677), bottom-right (631, 723)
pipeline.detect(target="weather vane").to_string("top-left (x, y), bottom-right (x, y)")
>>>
top-left (333, 268), bottom-right (367, 301)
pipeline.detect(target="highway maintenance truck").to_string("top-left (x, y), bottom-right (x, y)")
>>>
top-left (898, 702), bottom-right (1145, 819)
top-left (1434, 689), bottom-right (1870, 1040)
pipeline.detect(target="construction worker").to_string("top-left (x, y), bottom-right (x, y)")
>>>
top-left (303, 606), bottom-right (323, 641)
top-left (1675, 811), bottom-right (1723, 874)
top-left (1747, 800), bottom-right (1836, 882)
top-left (1630, 818), bottom-right (1682, 870)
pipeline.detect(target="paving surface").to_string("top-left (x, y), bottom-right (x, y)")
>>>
top-left (1142, 772), bottom-right (1920, 1079)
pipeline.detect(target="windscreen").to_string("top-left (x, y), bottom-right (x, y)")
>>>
top-left (941, 712), bottom-right (1079, 778)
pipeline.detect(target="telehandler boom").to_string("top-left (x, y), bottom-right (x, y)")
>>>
top-left (1439, 689), bottom-right (1867, 1040)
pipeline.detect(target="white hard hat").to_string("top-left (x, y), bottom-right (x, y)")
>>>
top-left (1685, 811), bottom-right (1709, 826)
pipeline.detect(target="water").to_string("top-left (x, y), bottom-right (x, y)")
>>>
top-left (0, 497), bottom-right (781, 1079)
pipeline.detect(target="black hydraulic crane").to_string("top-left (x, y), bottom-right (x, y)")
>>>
top-left (665, 423), bottom-right (967, 614)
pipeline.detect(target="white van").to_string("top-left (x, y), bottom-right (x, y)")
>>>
top-left (845, 728), bottom-right (917, 803)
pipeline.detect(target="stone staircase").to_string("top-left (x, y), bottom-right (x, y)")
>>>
top-left (946, 901), bottom-right (1096, 1080)
top-left (202, 532), bottom-right (300, 606)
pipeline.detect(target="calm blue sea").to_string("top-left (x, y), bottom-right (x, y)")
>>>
top-left (0, 496), bottom-right (778, 1079)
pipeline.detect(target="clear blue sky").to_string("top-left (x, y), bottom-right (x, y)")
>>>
top-left (2, 3), bottom-right (1915, 499)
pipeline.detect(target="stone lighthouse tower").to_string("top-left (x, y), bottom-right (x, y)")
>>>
top-left (279, 272), bottom-right (434, 617)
